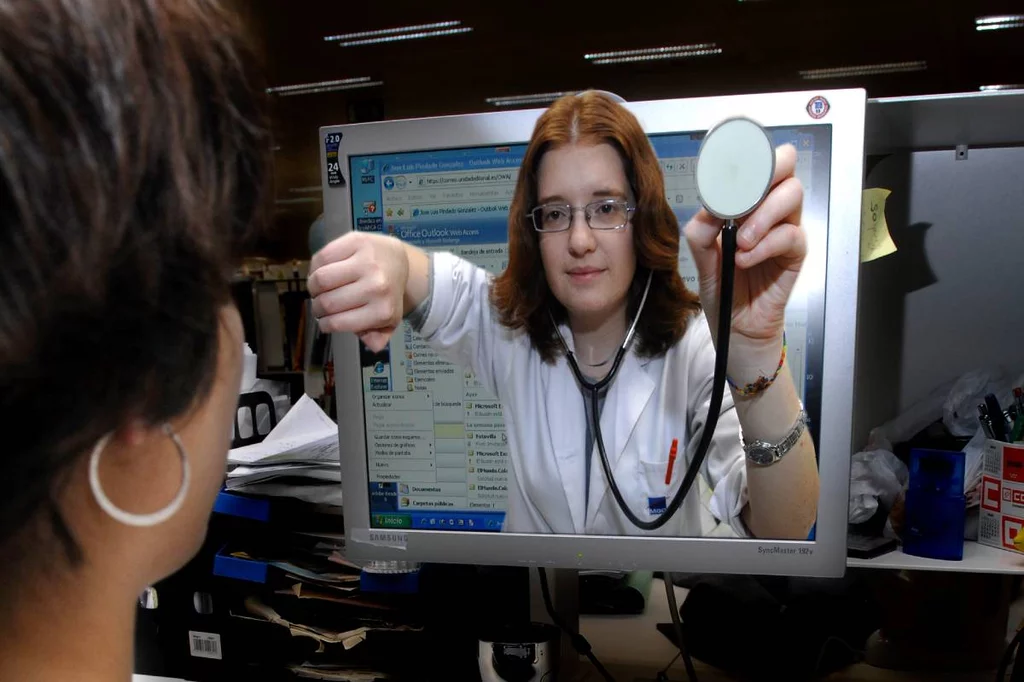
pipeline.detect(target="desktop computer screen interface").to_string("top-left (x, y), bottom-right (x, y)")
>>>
top-left (346, 125), bottom-right (832, 538)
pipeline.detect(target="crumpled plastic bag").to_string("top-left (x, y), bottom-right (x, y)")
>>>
top-left (848, 449), bottom-right (909, 524)
top-left (942, 368), bottom-right (1022, 437)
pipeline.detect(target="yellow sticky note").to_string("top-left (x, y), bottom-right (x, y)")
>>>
top-left (861, 188), bottom-right (897, 263)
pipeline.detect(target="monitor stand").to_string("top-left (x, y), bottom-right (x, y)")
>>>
top-left (528, 567), bottom-right (583, 680)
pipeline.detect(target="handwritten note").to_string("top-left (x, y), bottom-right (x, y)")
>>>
top-left (861, 188), bottom-right (898, 263)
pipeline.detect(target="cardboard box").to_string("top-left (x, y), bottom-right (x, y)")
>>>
top-left (978, 440), bottom-right (1024, 554)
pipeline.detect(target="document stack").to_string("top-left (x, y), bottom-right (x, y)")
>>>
top-left (227, 394), bottom-right (342, 507)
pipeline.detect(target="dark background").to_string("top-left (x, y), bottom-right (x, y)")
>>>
top-left (235, 1), bottom-right (1024, 259)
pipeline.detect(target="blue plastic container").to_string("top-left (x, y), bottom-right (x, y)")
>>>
top-left (902, 448), bottom-right (966, 561)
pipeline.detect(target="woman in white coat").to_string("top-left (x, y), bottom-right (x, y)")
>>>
top-left (309, 91), bottom-right (820, 540)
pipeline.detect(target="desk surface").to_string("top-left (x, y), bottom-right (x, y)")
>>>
top-left (578, 578), bottom-right (1001, 682)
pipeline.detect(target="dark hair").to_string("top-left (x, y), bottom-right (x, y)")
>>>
top-left (0, 0), bottom-right (271, 570)
top-left (491, 91), bottom-right (701, 362)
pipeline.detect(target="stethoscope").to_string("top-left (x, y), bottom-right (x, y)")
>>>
top-left (550, 116), bottom-right (777, 531)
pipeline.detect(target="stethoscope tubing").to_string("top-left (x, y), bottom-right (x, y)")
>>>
top-left (554, 224), bottom-right (738, 531)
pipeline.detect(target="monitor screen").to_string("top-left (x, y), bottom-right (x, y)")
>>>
top-left (347, 126), bottom-right (831, 535)
top-left (323, 88), bottom-right (864, 577)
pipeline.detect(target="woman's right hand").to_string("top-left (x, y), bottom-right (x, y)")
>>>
top-left (307, 231), bottom-right (411, 352)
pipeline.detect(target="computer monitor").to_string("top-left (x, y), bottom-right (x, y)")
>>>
top-left (321, 88), bottom-right (864, 578)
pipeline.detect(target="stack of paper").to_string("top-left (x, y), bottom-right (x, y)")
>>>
top-left (227, 395), bottom-right (342, 505)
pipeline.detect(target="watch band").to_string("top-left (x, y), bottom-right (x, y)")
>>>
top-left (743, 410), bottom-right (809, 466)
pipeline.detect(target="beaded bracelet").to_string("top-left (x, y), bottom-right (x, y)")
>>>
top-left (727, 332), bottom-right (787, 397)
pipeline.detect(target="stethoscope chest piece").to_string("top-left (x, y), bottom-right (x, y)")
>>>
top-left (695, 116), bottom-right (775, 221)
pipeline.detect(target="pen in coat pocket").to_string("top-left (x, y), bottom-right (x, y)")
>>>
top-left (665, 438), bottom-right (679, 485)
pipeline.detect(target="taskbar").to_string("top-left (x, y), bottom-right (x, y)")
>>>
top-left (371, 510), bottom-right (505, 532)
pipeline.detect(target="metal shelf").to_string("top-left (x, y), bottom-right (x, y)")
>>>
top-left (866, 89), bottom-right (1024, 154)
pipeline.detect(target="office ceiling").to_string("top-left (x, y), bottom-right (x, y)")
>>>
top-left (248, 0), bottom-right (1023, 116)
top-left (240, 0), bottom-right (1023, 258)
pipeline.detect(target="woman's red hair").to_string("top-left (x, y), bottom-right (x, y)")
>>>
top-left (490, 90), bottom-right (701, 362)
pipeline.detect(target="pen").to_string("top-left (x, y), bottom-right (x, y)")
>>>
top-left (978, 404), bottom-right (995, 440)
top-left (986, 393), bottom-right (1007, 442)
top-left (1011, 388), bottom-right (1024, 443)
top-left (665, 438), bottom-right (679, 485)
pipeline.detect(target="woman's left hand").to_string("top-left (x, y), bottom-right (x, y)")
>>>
top-left (683, 143), bottom-right (805, 366)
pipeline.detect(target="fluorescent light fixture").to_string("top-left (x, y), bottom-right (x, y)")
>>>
top-left (799, 60), bottom-right (927, 80)
top-left (980, 84), bottom-right (1024, 91)
top-left (584, 43), bottom-right (721, 65)
top-left (975, 15), bottom-right (1024, 31)
top-left (485, 91), bottom-right (576, 107)
top-left (334, 26), bottom-right (472, 47)
top-left (266, 77), bottom-right (383, 97)
top-left (324, 20), bottom-right (473, 47)
top-left (275, 198), bottom-right (321, 206)
top-left (324, 20), bottom-right (461, 42)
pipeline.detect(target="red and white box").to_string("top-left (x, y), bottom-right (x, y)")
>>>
top-left (978, 440), bottom-right (1024, 554)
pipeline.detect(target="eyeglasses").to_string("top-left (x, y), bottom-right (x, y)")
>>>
top-left (528, 198), bottom-right (635, 233)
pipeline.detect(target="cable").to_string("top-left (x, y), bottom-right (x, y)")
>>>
top-left (537, 567), bottom-right (616, 682)
top-left (589, 222), bottom-right (738, 530)
top-left (811, 636), bottom-right (864, 679)
top-left (655, 647), bottom-right (679, 679)
top-left (663, 576), bottom-right (699, 682)
top-left (997, 623), bottom-right (1024, 681)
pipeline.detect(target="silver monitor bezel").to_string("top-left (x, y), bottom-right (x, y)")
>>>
top-left (320, 87), bottom-right (864, 578)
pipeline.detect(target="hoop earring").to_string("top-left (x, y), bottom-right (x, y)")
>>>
top-left (88, 424), bottom-right (191, 527)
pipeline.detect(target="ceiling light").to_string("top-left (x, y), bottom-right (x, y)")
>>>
top-left (266, 77), bottom-right (383, 97)
top-left (980, 84), bottom-right (1024, 91)
top-left (485, 91), bottom-right (576, 107)
top-left (336, 26), bottom-right (472, 47)
top-left (324, 20), bottom-right (461, 42)
top-left (798, 60), bottom-right (927, 80)
top-left (275, 198), bottom-right (321, 206)
top-left (975, 15), bottom-right (1024, 31)
top-left (325, 20), bottom-right (473, 47)
top-left (585, 43), bottom-right (721, 65)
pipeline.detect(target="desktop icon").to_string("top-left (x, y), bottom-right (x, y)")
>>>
top-left (362, 201), bottom-right (377, 215)
top-left (360, 159), bottom-right (375, 174)
top-left (383, 176), bottom-right (395, 190)
top-left (373, 361), bottom-right (385, 375)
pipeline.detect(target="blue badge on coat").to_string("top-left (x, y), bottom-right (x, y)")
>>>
top-left (647, 496), bottom-right (667, 515)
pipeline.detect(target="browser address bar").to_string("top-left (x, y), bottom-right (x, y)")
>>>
top-left (393, 169), bottom-right (517, 190)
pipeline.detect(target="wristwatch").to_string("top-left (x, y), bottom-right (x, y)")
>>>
top-left (743, 410), bottom-right (809, 466)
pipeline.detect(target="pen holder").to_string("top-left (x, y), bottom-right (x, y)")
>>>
top-left (902, 448), bottom-right (966, 561)
top-left (978, 440), bottom-right (1024, 554)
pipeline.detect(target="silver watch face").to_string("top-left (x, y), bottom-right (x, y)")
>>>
top-left (747, 444), bottom-right (778, 466)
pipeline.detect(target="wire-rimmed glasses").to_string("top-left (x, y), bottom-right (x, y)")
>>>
top-left (528, 198), bottom-right (635, 233)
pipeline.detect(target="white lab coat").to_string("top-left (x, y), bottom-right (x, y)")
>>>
top-left (417, 252), bottom-right (749, 537)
